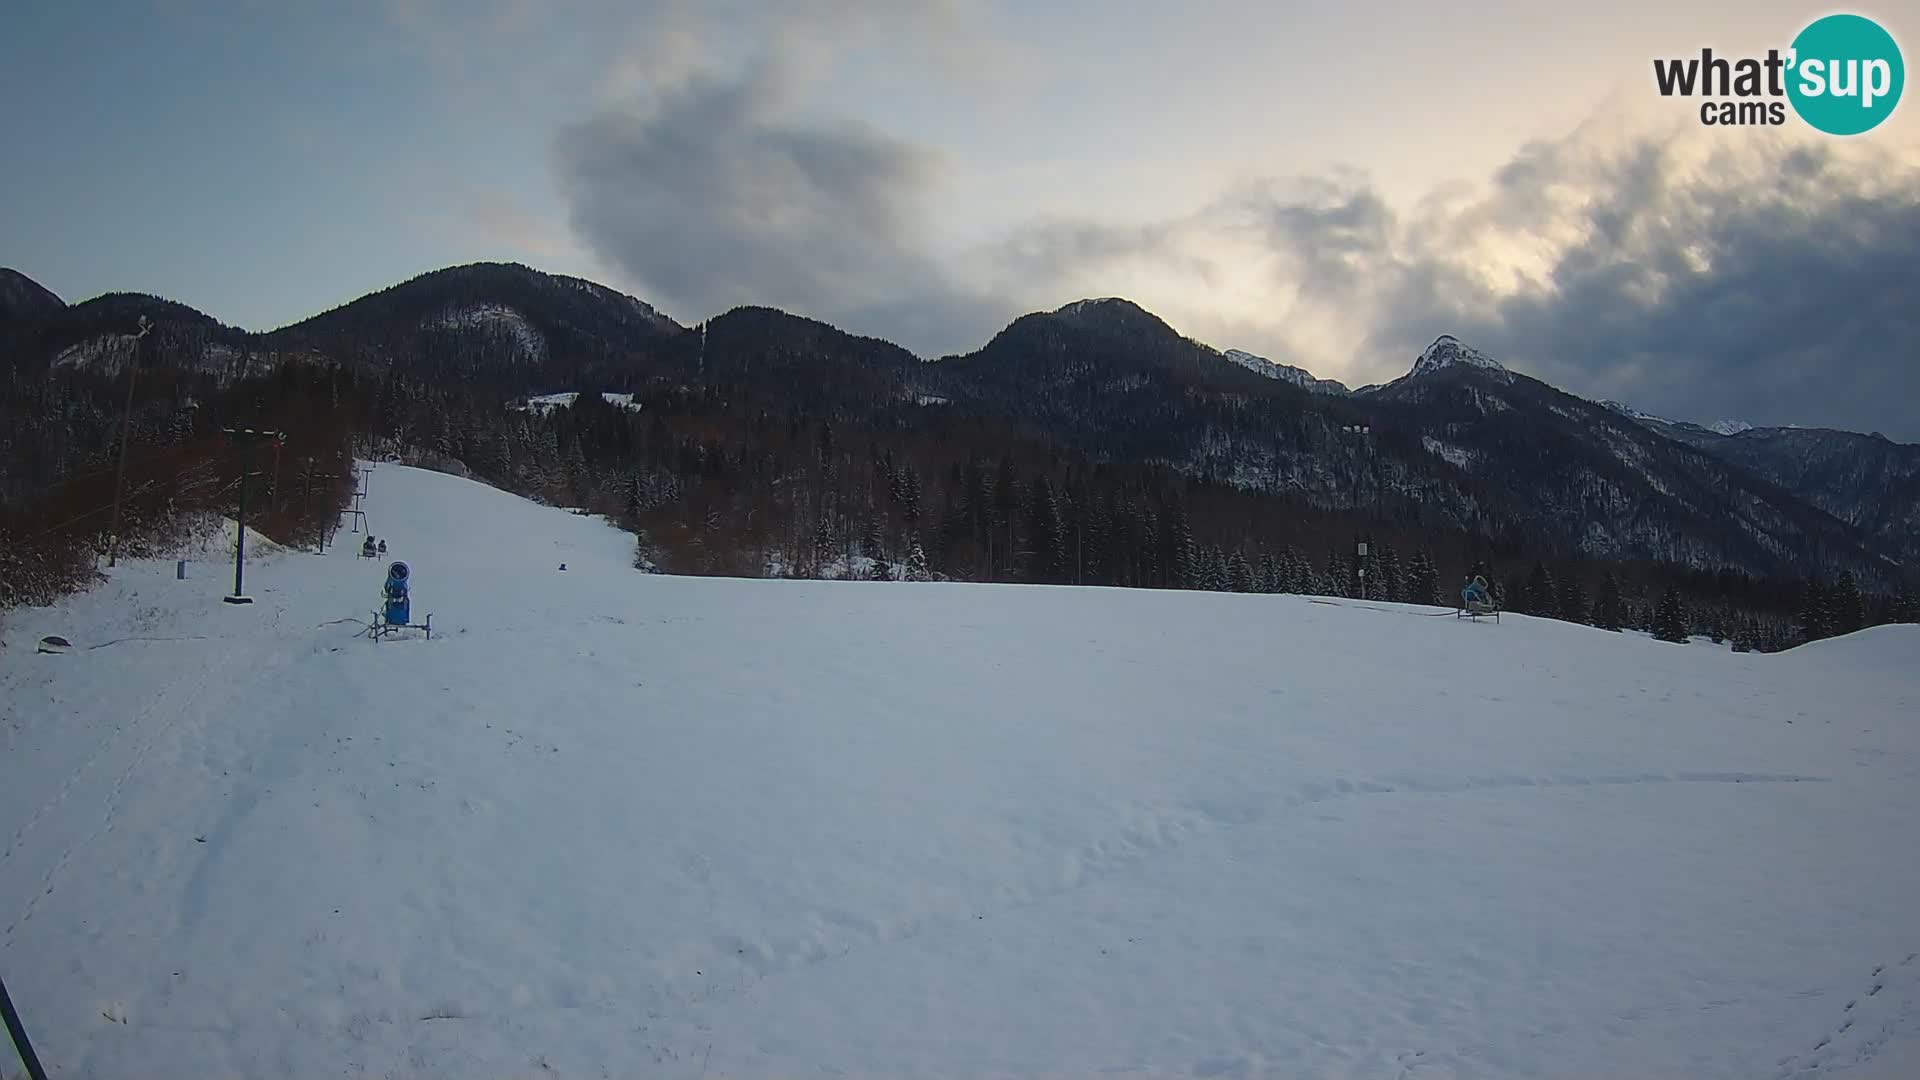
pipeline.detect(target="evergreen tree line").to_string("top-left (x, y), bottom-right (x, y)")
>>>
top-left (1478, 558), bottom-right (1917, 649)
top-left (9, 357), bottom-right (1912, 657)
top-left (1794, 571), bottom-right (1920, 643)
top-left (348, 374), bottom-right (1915, 651)
top-left (1, 360), bottom-right (360, 609)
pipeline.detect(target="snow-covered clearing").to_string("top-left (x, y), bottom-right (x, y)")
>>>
top-left (510, 392), bottom-right (643, 415)
top-left (2, 464), bottom-right (1916, 1079)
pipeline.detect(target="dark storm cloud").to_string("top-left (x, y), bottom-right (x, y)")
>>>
top-left (554, 66), bottom-right (982, 341)
top-left (979, 132), bottom-right (1920, 440)
top-left (1370, 136), bottom-right (1920, 440)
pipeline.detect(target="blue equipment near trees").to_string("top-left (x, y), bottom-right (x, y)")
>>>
top-left (384, 561), bottom-right (410, 624)
top-left (1458, 575), bottom-right (1500, 622)
top-left (366, 560), bottom-right (432, 640)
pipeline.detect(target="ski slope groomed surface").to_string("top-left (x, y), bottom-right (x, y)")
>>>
top-left (3, 464), bottom-right (1918, 1080)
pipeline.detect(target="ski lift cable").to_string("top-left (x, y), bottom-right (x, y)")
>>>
top-left (12, 459), bottom-right (252, 542)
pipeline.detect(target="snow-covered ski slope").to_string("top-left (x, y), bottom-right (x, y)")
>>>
top-left (3, 464), bottom-right (1917, 1080)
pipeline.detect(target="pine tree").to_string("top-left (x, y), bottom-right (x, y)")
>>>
top-left (1522, 561), bottom-right (1556, 617)
top-left (812, 513), bottom-right (836, 577)
top-left (869, 544), bottom-right (894, 581)
top-left (1258, 551), bottom-right (1281, 594)
top-left (1058, 483), bottom-right (1085, 584)
top-left (899, 465), bottom-right (922, 525)
top-left (1798, 580), bottom-right (1831, 643)
top-left (1653, 587), bottom-right (1689, 643)
top-left (1406, 550), bottom-right (1440, 606)
top-left (1375, 543), bottom-right (1403, 603)
top-left (1326, 547), bottom-right (1350, 598)
top-left (1556, 572), bottom-right (1589, 625)
top-left (1894, 582), bottom-right (1918, 624)
top-left (624, 477), bottom-right (644, 527)
top-left (1229, 550), bottom-right (1254, 593)
top-left (993, 457), bottom-right (1020, 575)
top-left (1203, 544), bottom-right (1228, 592)
top-left (1082, 490), bottom-right (1112, 585)
top-left (1283, 548), bottom-right (1309, 595)
top-left (1023, 475), bottom-right (1063, 583)
top-left (1590, 572), bottom-right (1621, 630)
top-left (1163, 504), bottom-right (1196, 589)
top-left (1830, 571), bottom-right (1863, 636)
top-left (905, 536), bottom-right (931, 582)
top-left (564, 438), bottom-right (591, 505)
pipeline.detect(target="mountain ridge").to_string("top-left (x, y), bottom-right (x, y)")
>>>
top-left (4, 259), bottom-right (1909, 450)
top-left (2, 262), bottom-right (1909, 587)
top-left (0, 267), bottom-right (66, 322)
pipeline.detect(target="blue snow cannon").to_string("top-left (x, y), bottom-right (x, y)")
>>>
top-left (383, 561), bottom-right (411, 625)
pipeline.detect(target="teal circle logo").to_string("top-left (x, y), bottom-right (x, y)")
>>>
top-left (1787, 14), bottom-right (1904, 135)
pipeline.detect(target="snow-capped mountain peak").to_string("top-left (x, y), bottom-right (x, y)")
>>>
top-left (1220, 349), bottom-right (1349, 395)
top-left (1600, 400), bottom-right (1674, 426)
top-left (1601, 401), bottom-right (1762, 438)
top-left (1409, 335), bottom-right (1506, 378)
top-left (1057, 297), bottom-right (1126, 315)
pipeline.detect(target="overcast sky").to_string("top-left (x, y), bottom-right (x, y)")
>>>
top-left (4, 1), bottom-right (1916, 437)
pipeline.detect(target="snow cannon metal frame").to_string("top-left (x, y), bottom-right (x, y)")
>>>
top-left (1456, 597), bottom-right (1502, 622)
top-left (366, 560), bottom-right (434, 641)
top-left (1455, 575), bottom-right (1501, 622)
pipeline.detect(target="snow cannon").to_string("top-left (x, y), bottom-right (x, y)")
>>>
top-left (383, 561), bottom-right (411, 625)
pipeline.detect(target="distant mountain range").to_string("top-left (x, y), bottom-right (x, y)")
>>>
top-left (3, 262), bottom-right (1912, 587)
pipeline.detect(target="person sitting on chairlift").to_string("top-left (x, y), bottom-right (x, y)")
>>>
top-left (362, 535), bottom-right (377, 559)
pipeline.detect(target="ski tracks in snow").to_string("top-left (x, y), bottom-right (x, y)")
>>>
top-left (1777, 952), bottom-right (1920, 1079)
top-left (0, 609), bottom-right (310, 946)
top-left (666, 767), bottom-right (1828, 1024)
top-left (0, 657), bottom-right (221, 945)
top-left (1062, 768), bottom-right (1827, 923)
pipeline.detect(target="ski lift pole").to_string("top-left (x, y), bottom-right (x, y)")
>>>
top-left (0, 972), bottom-right (49, 1080)
top-left (221, 428), bottom-right (283, 605)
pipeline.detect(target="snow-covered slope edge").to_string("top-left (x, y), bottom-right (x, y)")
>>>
top-left (1220, 349), bottom-right (1351, 394)
top-left (1, 464), bottom-right (1916, 1080)
top-left (508, 391), bottom-right (645, 415)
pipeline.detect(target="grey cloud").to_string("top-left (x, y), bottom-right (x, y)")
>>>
top-left (984, 131), bottom-right (1920, 441)
top-left (990, 219), bottom-right (1211, 288)
top-left (1380, 136), bottom-right (1920, 440)
top-left (1239, 176), bottom-right (1395, 298)
top-left (555, 66), bottom-right (980, 344)
top-left (554, 51), bottom-right (1920, 439)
